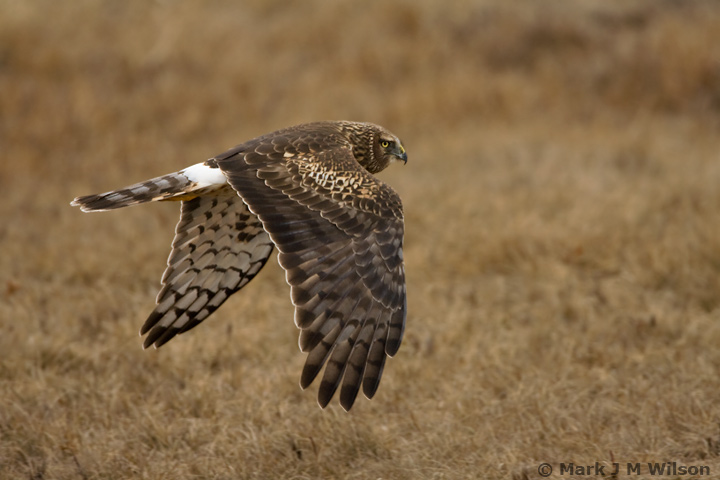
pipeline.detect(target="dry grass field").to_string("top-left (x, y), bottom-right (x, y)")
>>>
top-left (3, 0), bottom-right (720, 478)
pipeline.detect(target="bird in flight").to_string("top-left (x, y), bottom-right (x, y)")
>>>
top-left (71, 121), bottom-right (408, 411)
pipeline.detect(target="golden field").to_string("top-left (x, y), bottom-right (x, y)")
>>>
top-left (3, 0), bottom-right (720, 478)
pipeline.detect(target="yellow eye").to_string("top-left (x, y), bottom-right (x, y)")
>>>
top-left (380, 141), bottom-right (390, 148)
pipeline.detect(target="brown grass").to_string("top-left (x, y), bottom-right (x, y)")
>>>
top-left (3, 0), bottom-right (720, 478)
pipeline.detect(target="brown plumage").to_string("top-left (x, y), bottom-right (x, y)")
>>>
top-left (71, 121), bottom-right (408, 411)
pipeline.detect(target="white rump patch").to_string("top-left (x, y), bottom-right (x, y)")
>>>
top-left (181, 163), bottom-right (228, 187)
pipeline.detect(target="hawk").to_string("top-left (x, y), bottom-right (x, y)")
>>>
top-left (71, 121), bottom-right (408, 411)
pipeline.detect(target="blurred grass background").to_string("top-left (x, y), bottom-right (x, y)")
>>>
top-left (3, 0), bottom-right (720, 478)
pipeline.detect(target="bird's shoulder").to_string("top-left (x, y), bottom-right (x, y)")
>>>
top-left (211, 122), bottom-right (350, 163)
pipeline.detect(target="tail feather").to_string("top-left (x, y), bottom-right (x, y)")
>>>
top-left (71, 163), bottom-right (227, 212)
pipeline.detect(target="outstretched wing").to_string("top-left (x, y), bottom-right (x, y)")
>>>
top-left (215, 139), bottom-right (406, 411)
top-left (141, 186), bottom-right (274, 348)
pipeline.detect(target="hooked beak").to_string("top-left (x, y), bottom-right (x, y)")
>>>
top-left (397, 144), bottom-right (407, 164)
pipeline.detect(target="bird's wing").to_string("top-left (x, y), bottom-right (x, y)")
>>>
top-left (215, 141), bottom-right (406, 411)
top-left (141, 186), bottom-right (274, 348)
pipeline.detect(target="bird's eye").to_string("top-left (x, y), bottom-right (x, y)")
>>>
top-left (380, 140), bottom-right (390, 148)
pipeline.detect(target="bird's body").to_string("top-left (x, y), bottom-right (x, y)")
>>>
top-left (71, 121), bottom-right (407, 411)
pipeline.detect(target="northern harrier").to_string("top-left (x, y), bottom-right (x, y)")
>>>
top-left (71, 121), bottom-right (407, 411)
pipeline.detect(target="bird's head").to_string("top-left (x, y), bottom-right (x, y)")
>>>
top-left (374, 129), bottom-right (407, 171)
top-left (341, 122), bottom-right (407, 174)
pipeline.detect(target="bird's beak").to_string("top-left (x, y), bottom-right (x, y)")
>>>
top-left (397, 144), bottom-right (407, 164)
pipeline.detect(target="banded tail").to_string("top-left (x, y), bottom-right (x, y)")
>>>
top-left (71, 162), bottom-right (228, 211)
